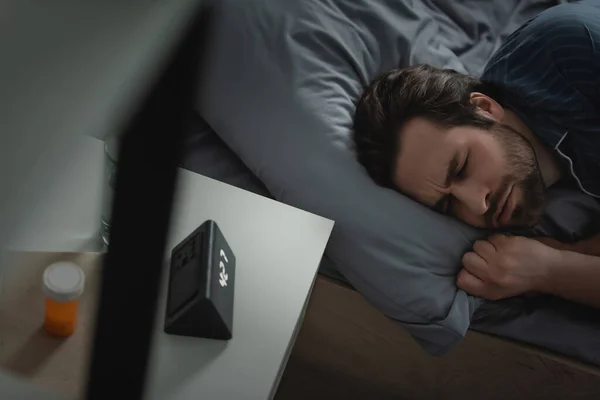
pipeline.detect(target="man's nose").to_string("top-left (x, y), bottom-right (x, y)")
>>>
top-left (452, 180), bottom-right (491, 216)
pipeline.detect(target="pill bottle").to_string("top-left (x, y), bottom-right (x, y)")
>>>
top-left (43, 261), bottom-right (85, 337)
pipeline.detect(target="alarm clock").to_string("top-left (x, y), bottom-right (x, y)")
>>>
top-left (164, 220), bottom-right (236, 340)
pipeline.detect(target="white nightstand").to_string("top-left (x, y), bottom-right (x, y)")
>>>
top-left (3, 136), bottom-right (334, 400)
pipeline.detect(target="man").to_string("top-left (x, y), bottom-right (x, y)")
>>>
top-left (352, 2), bottom-right (600, 307)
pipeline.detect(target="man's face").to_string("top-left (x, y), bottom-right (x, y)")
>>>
top-left (393, 117), bottom-right (545, 229)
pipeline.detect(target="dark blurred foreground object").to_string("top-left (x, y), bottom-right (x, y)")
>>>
top-left (165, 220), bottom-right (236, 340)
top-left (85, 2), bottom-right (214, 400)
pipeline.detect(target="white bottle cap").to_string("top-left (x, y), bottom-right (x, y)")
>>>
top-left (43, 262), bottom-right (85, 302)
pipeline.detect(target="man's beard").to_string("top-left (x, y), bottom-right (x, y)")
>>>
top-left (484, 123), bottom-right (546, 229)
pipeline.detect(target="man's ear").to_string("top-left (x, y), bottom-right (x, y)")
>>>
top-left (470, 92), bottom-right (504, 122)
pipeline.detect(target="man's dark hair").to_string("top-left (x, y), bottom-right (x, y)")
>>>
top-left (352, 64), bottom-right (493, 188)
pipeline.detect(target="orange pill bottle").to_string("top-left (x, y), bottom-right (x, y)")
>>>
top-left (42, 262), bottom-right (85, 337)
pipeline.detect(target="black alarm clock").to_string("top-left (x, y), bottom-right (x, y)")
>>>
top-left (164, 220), bottom-right (236, 340)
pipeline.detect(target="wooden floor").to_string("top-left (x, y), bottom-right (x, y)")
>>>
top-left (275, 277), bottom-right (600, 400)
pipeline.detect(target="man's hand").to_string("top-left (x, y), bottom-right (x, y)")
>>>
top-left (457, 234), bottom-right (560, 301)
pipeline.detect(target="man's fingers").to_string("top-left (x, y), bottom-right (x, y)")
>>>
top-left (462, 251), bottom-right (487, 277)
top-left (473, 240), bottom-right (496, 259)
top-left (457, 269), bottom-right (486, 297)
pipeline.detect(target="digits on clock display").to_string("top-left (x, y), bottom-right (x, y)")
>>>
top-left (218, 249), bottom-right (229, 287)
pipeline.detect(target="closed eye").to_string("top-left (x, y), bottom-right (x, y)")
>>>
top-left (455, 154), bottom-right (469, 180)
top-left (439, 154), bottom-right (469, 215)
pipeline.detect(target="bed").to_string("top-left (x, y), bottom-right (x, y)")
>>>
top-left (181, 0), bottom-right (600, 395)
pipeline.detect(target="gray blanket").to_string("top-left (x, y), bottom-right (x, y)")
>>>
top-left (416, 0), bottom-right (569, 76)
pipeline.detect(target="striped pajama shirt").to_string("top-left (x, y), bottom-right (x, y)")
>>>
top-left (481, 0), bottom-right (600, 199)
